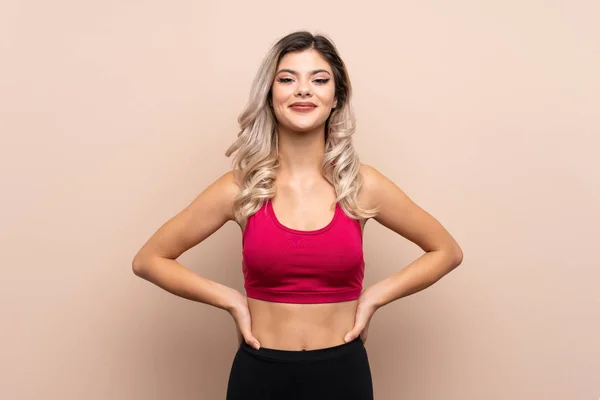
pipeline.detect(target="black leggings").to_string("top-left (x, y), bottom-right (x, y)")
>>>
top-left (226, 337), bottom-right (374, 399)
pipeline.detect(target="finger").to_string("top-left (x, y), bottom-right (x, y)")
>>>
top-left (240, 327), bottom-right (260, 349)
top-left (344, 326), bottom-right (363, 343)
top-left (245, 336), bottom-right (260, 350)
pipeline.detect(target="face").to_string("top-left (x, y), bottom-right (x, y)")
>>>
top-left (271, 49), bottom-right (338, 133)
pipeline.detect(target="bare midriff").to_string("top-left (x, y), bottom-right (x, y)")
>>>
top-left (242, 297), bottom-right (359, 351)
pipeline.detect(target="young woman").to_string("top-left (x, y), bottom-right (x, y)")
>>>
top-left (132, 31), bottom-right (463, 400)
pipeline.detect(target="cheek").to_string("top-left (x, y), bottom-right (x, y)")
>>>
top-left (318, 87), bottom-right (336, 105)
top-left (271, 86), bottom-right (292, 105)
top-left (271, 89), bottom-right (294, 117)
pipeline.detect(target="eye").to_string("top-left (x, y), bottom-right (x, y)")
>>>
top-left (277, 77), bottom-right (293, 83)
top-left (314, 78), bottom-right (330, 84)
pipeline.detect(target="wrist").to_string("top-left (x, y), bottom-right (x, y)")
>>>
top-left (222, 288), bottom-right (245, 313)
top-left (210, 281), bottom-right (243, 312)
top-left (361, 287), bottom-right (384, 310)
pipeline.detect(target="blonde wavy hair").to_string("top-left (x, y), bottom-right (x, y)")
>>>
top-left (225, 31), bottom-right (379, 227)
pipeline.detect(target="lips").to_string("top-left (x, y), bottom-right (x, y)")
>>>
top-left (289, 102), bottom-right (317, 112)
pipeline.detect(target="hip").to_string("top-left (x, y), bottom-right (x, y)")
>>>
top-left (227, 336), bottom-right (373, 400)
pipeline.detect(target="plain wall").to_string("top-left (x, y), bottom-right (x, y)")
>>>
top-left (1, 0), bottom-right (599, 399)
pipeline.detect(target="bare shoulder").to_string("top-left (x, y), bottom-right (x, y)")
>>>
top-left (133, 170), bottom-right (241, 263)
top-left (358, 163), bottom-right (462, 257)
top-left (357, 163), bottom-right (388, 211)
top-left (216, 169), bottom-right (243, 216)
top-left (186, 169), bottom-right (241, 221)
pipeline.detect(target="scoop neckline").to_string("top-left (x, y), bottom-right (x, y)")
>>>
top-left (267, 200), bottom-right (339, 235)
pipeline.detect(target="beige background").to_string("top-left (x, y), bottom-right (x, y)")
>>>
top-left (2, 1), bottom-right (599, 399)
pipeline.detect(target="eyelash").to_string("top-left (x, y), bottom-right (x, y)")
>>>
top-left (277, 78), bottom-right (330, 84)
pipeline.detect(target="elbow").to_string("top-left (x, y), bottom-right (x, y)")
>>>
top-left (438, 245), bottom-right (463, 270)
top-left (132, 253), bottom-right (170, 277)
top-left (452, 246), bottom-right (464, 267)
top-left (132, 255), bottom-right (150, 277)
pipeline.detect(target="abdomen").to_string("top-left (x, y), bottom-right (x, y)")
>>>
top-left (246, 297), bottom-right (359, 351)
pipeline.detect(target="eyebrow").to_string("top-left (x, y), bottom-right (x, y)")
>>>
top-left (275, 68), bottom-right (332, 76)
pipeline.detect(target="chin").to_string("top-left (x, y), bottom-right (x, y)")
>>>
top-left (281, 116), bottom-right (328, 133)
top-left (286, 123), bottom-right (322, 133)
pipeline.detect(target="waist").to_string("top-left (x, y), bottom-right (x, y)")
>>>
top-left (246, 297), bottom-right (359, 351)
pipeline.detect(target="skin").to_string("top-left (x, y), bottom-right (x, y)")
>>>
top-left (132, 48), bottom-right (463, 352)
top-left (243, 49), bottom-right (358, 350)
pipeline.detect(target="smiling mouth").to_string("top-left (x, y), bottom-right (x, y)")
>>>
top-left (290, 104), bottom-right (317, 112)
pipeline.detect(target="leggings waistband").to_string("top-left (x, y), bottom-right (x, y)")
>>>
top-left (240, 337), bottom-right (363, 362)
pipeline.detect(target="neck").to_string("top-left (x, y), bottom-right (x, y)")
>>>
top-left (276, 124), bottom-right (326, 177)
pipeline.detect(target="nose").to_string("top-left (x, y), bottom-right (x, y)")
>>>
top-left (295, 79), bottom-right (312, 97)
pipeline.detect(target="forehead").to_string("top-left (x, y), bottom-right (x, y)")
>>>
top-left (276, 49), bottom-right (332, 73)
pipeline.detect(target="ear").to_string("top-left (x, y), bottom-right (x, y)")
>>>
top-left (332, 97), bottom-right (338, 109)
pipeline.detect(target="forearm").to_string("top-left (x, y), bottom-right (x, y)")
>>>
top-left (367, 250), bottom-right (462, 308)
top-left (132, 257), bottom-right (240, 311)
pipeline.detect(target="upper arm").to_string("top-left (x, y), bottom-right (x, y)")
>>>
top-left (132, 170), bottom-right (241, 265)
top-left (359, 164), bottom-right (463, 260)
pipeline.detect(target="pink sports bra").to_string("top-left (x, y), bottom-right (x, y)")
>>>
top-left (242, 199), bottom-right (364, 304)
